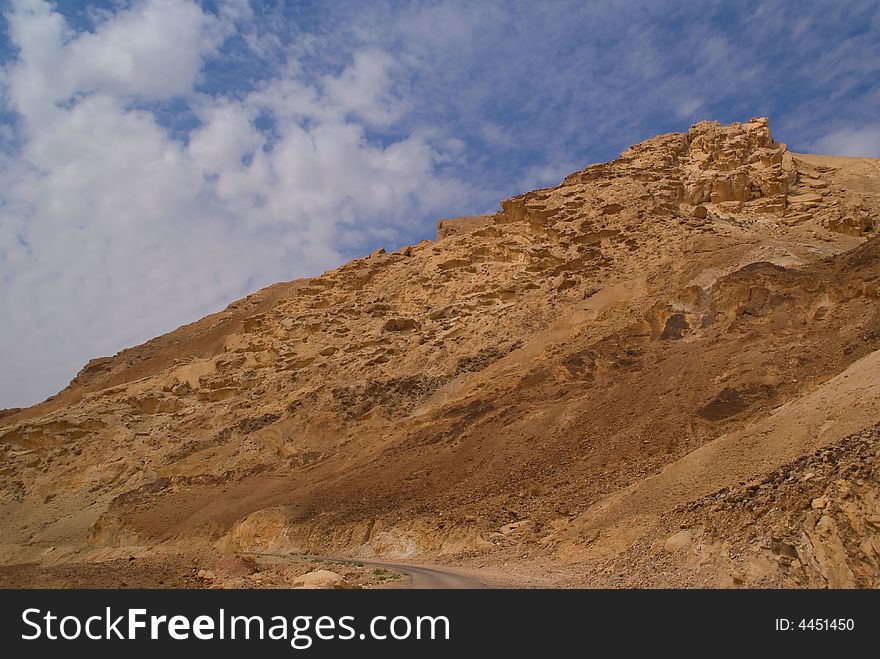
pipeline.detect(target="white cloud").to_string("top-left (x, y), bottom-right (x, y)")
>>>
top-left (674, 97), bottom-right (704, 120)
top-left (321, 49), bottom-right (403, 127)
top-left (808, 125), bottom-right (880, 158)
top-left (5, 0), bottom-right (224, 121)
top-left (0, 0), bottom-right (472, 407)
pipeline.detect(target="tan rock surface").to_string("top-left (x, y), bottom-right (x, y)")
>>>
top-left (289, 569), bottom-right (346, 589)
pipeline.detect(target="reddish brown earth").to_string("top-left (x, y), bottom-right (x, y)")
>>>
top-left (2, 118), bottom-right (879, 588)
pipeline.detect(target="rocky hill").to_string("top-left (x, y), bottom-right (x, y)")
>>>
top-left (2, 117), bottom-right (879, 588)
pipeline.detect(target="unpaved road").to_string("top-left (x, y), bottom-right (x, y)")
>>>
top-left (244, 552), bottom-right (490, 588)
top-left (352, 559), bottom-right (489, 589)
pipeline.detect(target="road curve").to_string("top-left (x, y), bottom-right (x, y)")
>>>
top-left (358, 559), bottom-right (490, 589)
top-left (243, 551), bottom-right (491, 588)
top-left (303, 554), bottom-right (490, 588)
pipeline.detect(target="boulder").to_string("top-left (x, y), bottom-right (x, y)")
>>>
top-left (290, 570), bottom-right (345, 589)
top-left (663, 529), bottom-right (693, 553)
top-left (214, 555), bottom-right (258, 579)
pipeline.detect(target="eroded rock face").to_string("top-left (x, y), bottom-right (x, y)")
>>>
top-left (436, 215), bottom-right (494, 240)
top-left (680, 117), bottom-right (792, 209)
top-left (2, 117), bottom-right (880, 588)
top-left (675, 424), bottom-right (880, 588)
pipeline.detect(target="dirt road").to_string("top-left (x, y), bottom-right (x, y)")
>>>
top-left (356, 560), bottom-right (490, 589)
top-left (244, 552), bottom-right (490, 589)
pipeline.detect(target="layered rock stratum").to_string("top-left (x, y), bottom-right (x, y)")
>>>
top-left (2, 117), bottom-right (880, 587)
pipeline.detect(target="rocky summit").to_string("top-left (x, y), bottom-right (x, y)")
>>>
top-left (2, 117), bottom-right (880, 588)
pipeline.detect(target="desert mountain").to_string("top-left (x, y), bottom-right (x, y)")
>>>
top-left (2, 117), bottom-right (880, 587)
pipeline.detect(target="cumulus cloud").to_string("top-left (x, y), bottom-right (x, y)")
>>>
top-left (5, 0), bottom-right (224, 119)
top-left (0, 0), bottom-right (472, 407)
top-left (321, 49), bottom-right (404, 127)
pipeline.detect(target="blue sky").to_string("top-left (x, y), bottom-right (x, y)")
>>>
top-left (1, 0), bottom-right (879, 407)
